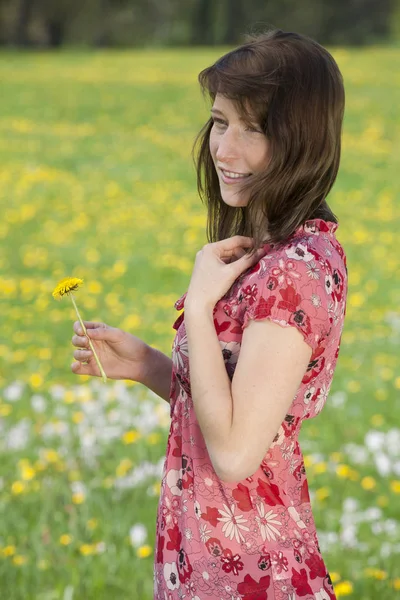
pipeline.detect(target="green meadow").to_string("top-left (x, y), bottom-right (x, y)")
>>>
top-left (0, 46), bottom-right (399, 599)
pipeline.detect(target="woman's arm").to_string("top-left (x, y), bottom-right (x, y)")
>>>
top-left (137, 344), bottom-right (173, 404)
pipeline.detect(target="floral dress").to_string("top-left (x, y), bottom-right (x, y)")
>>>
top-left (154, 218), bottom-right (348, 600)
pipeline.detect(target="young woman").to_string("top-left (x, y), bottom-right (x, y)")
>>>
top-left (71, 29), bottom-right (347, 600)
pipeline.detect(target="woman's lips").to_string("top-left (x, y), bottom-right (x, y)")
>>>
top-left (220, 169), bottom-right (252, 184)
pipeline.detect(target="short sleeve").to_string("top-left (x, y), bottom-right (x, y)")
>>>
top-left (241, 250), bottom-right (333, 352)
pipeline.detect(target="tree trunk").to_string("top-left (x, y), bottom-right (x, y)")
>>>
top-left (190, 0), bottom-right (214, 45)
top-left (222, 0), bottom-right (246, 45)
top-left (15, 0), bottom-right (35, 46)
top-left (46, 19), bottom-right (65, 47)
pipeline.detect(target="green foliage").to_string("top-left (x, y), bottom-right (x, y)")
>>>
top-left (0, 47), bottom-right (399, 598)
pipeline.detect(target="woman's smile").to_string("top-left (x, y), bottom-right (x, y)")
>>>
top-left (219, 168), bottom-right (253, 184)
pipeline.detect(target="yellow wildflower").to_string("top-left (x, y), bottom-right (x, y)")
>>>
top-left (80, 544), bottom-right (95, 555)
top-left (122, 430), bottom-right (141, 444)
top-left (86, 519), bottom-right (98, 530)
top-left (51, 276), bottom-right (107, 383)
top-left (336, 464), bottom-right (351, 478)
top-left (364, 567), bottom-right (387, 579)
top-left (11, 481), bottom-right (25, 495)
top-left (315, 487), bottom-right (330, 501)
top-left (72, 492), bottom-right (85, 504)
top-left (136, 545), bottom-right (152, 558)
top-left (52, 277), bottom-right (84, 299)
top-left (2, 545), bottom-right (16, 557)
top-left (60, 534), bottom-right (72, 545)
top-left (335, 580), bottom-right (353, 596)
top-left (361, 476), bottom-right (376, 490)
top-left (390, 480), bottom-right (400, 494)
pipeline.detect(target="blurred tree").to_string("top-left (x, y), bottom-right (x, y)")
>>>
top-left (1, 0), bottom-right (399, 47)
top-left (222, 0), bottom-right (246, 44)
top-left (190, 0), bottom-right (214, 45)
top-left (15, 0), bottom-right (34, 46)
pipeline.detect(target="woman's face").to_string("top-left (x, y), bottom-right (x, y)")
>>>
top-left (209, 93), bottom-right (270, 207)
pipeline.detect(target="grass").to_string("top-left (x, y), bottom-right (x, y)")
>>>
top-left (0, 46), bottom-right (399, 598)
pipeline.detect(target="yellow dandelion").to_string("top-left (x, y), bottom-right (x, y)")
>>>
top-left (52, 277), bottom-right (84, 299)
top-left (2, 545), bottom-right (16, 557)
top-left (122, 430), bottom-right (141, 444)
top-left (11, 481), bottom-right (25, 495)
top-left (391, 578), bottom-right (400, 591)
top-left (136, 544), bottom-right (152, 558)
top-left (315, 487), bottom-right (330, 501)
top-left (52, 276), bottom-right (107, 383)
top-left (60, 534), bottom-right (73, 545)
top-left (390, 480), bottom-right (400, 494)
top-left (72, 492), bottom-right (85, 504)
top-left (361, 476), bottom-right (376, 490)
top-left (335, 580), bottom-right (353, 596)
top-left (80, 543), bottom-right (95, 556)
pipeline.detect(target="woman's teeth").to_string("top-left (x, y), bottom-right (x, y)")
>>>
top-left (221, 169), bottom-right (252, 180)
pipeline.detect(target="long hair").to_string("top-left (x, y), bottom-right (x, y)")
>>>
top-left (192, 28), bottom-right (345, 256)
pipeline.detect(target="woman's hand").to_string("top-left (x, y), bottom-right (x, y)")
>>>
top-left (71, 321), bottom-right (150, 382)
top-left (185, 236), bottom-right (264, 312)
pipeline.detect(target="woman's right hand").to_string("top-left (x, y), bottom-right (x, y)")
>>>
top-left (71, 321), bottom-right (150, 382)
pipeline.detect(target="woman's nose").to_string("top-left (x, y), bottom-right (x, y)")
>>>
top-left (215, 128), bottom-right (240, 162)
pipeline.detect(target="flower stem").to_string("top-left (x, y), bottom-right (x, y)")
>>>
top-left (70, 293), bottom-right (107, 383)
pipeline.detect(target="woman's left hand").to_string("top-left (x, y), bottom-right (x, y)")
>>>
top-left (185, 236), bottom-right (265, 313)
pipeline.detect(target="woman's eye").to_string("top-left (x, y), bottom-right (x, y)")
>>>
top-left (212, 118), bottom-right (226, 126)
top-left (246, 125), bottom-right (263, 134)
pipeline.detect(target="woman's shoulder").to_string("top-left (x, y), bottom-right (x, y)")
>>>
top-left (255, 218), bottom-right (347, 281)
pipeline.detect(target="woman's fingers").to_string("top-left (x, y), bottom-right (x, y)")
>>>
top-left (72, 334), bottom-right (90, 348)
top-left (73, 349), bottom-right (92, 361)
top-left (73, 320), bottom-right (102, 335)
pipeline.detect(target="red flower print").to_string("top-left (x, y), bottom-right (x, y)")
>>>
top-left (300, 478), bottom-right (311, 503)
top-left (221, 548), bottom-right (244, 576)
top-left (237, 573), bottom-right (271, 598)
top-left (270, 549), bottom-right (289, 574)
top-left (162, 495), bottom-right (182, 528)
top-left (293, 461), bottom-right (306, 481)
top-left (181, 453), bottom-right (194, 489)
top-left (256, 478), bottom-right (285, 506)
top-left (205, 537), bottom-right (223, 557)
top-left (251, 294), bottom-right (277, 321)
top-left (177, 547), bottom-right (193, 584)
top-left (166, 523), bottom-right (182, 552)
top-left (305, 552), bottom-right (326, 579)
top-left (266, 275), bottom-right (279, 291)
top-left (242, 283), bottom-right (259, 306)
top-left (214, 314), bottom-right (231, 336)
top-left (232, 483), bottom-right (254, 512)
top-left (260, 462), bottom-right (274, 480)
top-left (291, 566), bottom-right (314, 596)
top-left (156, 533), bottom-right (165, 564)
top-left (171, 434), bottom-right (182, 458)
top-left (257, 553), bottom-right (271, 571)
top-left (202, 506), bottom-right (220, 527)
top-left (290, 309), bottom-right (312, 337)
top-left (302, 355), bottom-right (326, 385)
top-left (277, 284), bottom-right (302, 313)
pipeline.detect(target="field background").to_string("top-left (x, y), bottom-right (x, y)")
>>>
top-left (0, 47), bottom-right (399, 599)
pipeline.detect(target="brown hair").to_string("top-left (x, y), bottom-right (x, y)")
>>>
top-left (192, 28), bottom-right (345, 256)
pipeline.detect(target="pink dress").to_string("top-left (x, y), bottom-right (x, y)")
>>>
top-left (154, 218), bottom-right (348, 600)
